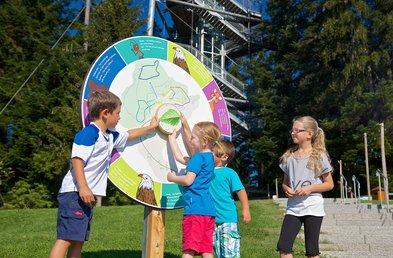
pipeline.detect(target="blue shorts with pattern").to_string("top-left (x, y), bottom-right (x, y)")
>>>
top-left (213, 222), bottom-right (241, 258)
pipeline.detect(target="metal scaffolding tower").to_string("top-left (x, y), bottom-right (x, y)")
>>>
top-left (148, 0), bottom-right (263, 135)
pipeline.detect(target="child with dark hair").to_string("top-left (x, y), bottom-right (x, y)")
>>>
top-left (210, 139), bottom-right (251, 257)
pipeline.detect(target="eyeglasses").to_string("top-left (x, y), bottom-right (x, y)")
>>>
top-left (290, 128), bottom-right (307, 134)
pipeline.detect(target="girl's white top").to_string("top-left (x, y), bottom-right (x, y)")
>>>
top-left (279, 152), bottom-right (332, 216)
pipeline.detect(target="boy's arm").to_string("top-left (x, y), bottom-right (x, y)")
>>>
top-left (127, 116), bottom-right (159, 141)
top-left (236, 189), bottom-right (251, 224)
top-left (180, 113), bottom-right (195, 155)
top-left (72, 157), bottom-right (95, 206)
top-left (168, 130), bottom-right (189, 165)
top-left (167, 171), bottom-right (196, 186)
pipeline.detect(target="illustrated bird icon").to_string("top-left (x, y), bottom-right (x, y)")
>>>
top-left (172, 47), bottom-right (190, 74)
top-left (88, 79), bottom-right (108, 94)
top-left (136, 174), bottom-right (157, 206)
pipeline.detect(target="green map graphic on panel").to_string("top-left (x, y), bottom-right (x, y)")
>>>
top-left (110, 58), bottom-right (213, 183)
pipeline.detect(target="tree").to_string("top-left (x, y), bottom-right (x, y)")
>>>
top-left (248, 0), bottom-right (393, 194)
top-left (0, 0), bottom-right (146, 208)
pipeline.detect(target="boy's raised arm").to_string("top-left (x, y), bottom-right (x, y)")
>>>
top-left (237, 189), bottom-right (251, 224)
top-left (127, 116), bottom-right (159, 141)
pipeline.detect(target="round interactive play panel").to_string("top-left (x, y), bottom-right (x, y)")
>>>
top-left (80, 36), bottom-right (231, 209)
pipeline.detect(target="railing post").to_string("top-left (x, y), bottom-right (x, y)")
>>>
top-left (341, 175), bottom-right (348, 200)
top-left (352, 175), bottom-right (357, 201)
top-left (376, 169), bottom-right (383, 208)
top-left (357, 178), bottom-right (361, 202)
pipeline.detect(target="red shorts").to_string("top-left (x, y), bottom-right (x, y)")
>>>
top-left (182, 215), bottom-right (215, 254)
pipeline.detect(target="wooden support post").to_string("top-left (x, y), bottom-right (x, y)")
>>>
top-left (380, 123), bottom-right (390, 211)
top-left (364, 133), bottom-right (371, 200)
top-left (83, 0), bottom-right (90, 51)
top-left (142, 206), bottom-right (165, 258)
top-left (275, 178), bottom-right (278, 198)
top-left (95, 196), bottom-right (102, 207)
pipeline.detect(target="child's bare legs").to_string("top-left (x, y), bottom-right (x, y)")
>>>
top-left (280, 251), bottom-right (293, 258)
top-left (49, 239), bottom-right (84, 258)
top-left (182, 249), bottom-right (195, 258)
top-left (66, 241), bottom-right (84, 258)
top-left (49, 239), bottom-right (70, 258)
top-left (182, 250), bottom-right (212, 258)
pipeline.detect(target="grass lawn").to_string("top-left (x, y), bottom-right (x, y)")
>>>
top-left (0, 199), bottom-right (306, 258)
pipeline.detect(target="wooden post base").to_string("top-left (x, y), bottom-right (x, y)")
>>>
top-left (142, 206), bottom-right (165, 258)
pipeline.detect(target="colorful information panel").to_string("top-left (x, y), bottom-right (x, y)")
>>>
top-left (80, 36), bottom-right (231, 209)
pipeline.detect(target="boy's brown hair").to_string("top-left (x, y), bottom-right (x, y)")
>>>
top-left (213, 139), bottom-right (235, 165)
top-left (88, 90), bottom-right (121, 120)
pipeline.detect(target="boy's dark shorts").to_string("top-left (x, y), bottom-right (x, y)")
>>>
top-left (56, 192), bottom-right (93, 241)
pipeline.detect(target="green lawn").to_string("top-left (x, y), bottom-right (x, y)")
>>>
top-left (0, 199), bottom-right (306, 258)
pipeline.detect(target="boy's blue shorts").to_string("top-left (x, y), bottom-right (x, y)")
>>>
top-left (56, 192), bottom-right (93, 241)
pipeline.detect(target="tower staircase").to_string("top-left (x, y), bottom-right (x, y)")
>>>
top-left (165, 0), bottom-right (263, 133)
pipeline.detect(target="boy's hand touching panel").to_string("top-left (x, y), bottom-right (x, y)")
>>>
top-left (149, 115), bottom-right (159, 129)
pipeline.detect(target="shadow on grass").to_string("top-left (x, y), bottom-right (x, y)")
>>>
top-left (83, 250), bottom-right (181, 258)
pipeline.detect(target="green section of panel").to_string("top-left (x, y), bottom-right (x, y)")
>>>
top-left (109, 157), bottom-right (140, 198)
top-left (109, 157), bottom-right (163, 208)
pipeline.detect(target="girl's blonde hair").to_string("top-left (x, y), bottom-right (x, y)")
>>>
top-left (193, 121), bottom-right (222, 150)
top-left (280, 116), bottom-right (330, 176)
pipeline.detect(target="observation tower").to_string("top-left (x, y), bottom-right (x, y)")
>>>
top-left (147, 0), bottom-right (263, 135)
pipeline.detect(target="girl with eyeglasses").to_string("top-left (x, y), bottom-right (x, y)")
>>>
top-left (277, 116), bottom-right (334, 258)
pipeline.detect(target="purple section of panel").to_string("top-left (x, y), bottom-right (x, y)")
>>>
top-left (203, 81), bottom-right (231, 138)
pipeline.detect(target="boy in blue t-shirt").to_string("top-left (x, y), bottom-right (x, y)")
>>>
top-left (210, 139), bottom-right (251, 258)
top-left (49, 90), bottom-right (158, 258)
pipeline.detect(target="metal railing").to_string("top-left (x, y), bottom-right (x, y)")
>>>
top-left (341, 175), bottom-right (348, 200)
top-left (200, 0), bottom-right (262, 15)
top-left (352, 175), bottom-right (361, 203)
top-left (178, 43), bottom-right (246, 95)
top-left (193, 0), bottom-right (263, 44)
top-left (376, 169), bottom-right (390, 212)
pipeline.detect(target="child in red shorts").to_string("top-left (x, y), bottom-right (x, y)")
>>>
top-left (167, 116), bottom-right (222, 258)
